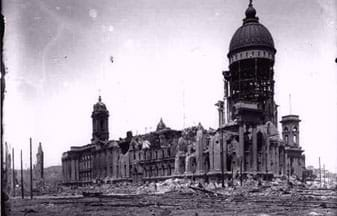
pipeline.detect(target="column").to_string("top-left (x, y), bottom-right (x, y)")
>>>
top-left (174, 155), bottom-right (180, 175)
top-left (216, 101), bottom-right (224, 128)
top-left (63, 160), bottom-right (67, 182)
top-left (107, 150), bottom-right (111, 177)
top-left (89, 155), bottom-right (93, 180)
top-left (270, 144), bottom-right (274, 174)
top-left (75, 158), bottom-right (79, 181)
top-left (222, 133), bottom-right (227, 172)
top-left (239, 123), bottom-right (244, 169)
top-left (224, 80), bottom-right (229, 124)
top-left (252, 126), bottom-right (257, 172)
top-left (62, 160), bottom-right (65, 182)
top-left (280, 148), bottom-right (284, 176)
top-left (273, 145), bottom-right (277, 174)
top-left (67, 160), bottom-right (70, 182)
top-left (266, 137), bottom-right (270, 173)
top-left (213, 133), bottom-right (221, 172)
top-left (69, 159), bottom-right (72, 181)
top-left (93, 153), bottom-right (97, 178)
top-left (71, 159), bottom-right (75, 182)
top-left (284, 151), bottom-right (288, 176)
top-left (275, 144), bottom-right (280, 175)
top-left (196, 129), bottom-right (204, 175)
top-left (209, 136), bottom-right (215, 172)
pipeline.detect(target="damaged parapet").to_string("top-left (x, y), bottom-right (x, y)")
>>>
top-left (34, 142), bottom-right (44, 180)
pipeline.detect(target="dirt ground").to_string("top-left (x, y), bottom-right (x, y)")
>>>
top-left (8, 189), bottom-right (337, 216)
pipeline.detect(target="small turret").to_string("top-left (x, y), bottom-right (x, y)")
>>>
top-left (280, 115), bottom-right (301, 147)
top-left (92, 96), bottom-right (109, 141)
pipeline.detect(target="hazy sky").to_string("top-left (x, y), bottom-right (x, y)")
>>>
top-left (3, 0), bottom-right (337, 171)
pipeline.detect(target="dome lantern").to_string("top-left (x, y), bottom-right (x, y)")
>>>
top-left (244, 0), bottom-right (257, 22)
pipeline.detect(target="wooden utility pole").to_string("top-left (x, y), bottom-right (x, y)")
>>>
top-left (323, 164), bottom-right (326, 188)
top-left (30, 137), bottom-right (33, 199)
top-left (12, 148), bottom-right (15, 197)
top-left (21, 149), bottom-right (24, 199)
top-left (319, 157), bottom-right (321, 188)
top-left (1, 11), bottom-right (6, 216)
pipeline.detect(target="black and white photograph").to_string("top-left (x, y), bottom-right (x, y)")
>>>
top-left (1, 0), bottom-right (336, 215)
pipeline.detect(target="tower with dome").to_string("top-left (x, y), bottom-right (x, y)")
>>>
top-left (213, 0), bottom-right (305, 179)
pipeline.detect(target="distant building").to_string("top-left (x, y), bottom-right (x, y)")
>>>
top-left (62, 2), bottom-right (305, 185)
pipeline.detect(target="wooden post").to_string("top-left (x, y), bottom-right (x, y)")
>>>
top-left (21, 149), bottom-right (24, 199)
top-left (1, 34), bottom-right (6, 213)
top-left (323, 164), bottom-right (325, 188)
top-left (12, 148), bottom-right (15, 197)
top-left (30, 137), bottom-right (33, 199)
top-left (319, 157), bottom-right (321, 188)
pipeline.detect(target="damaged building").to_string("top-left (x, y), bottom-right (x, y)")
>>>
top-left (62, 2), bottom-right (305, 185)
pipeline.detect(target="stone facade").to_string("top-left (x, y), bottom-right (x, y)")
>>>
top-left (62, 2), bottom-right (306, 185)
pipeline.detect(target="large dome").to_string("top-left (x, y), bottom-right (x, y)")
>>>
top-left (228, 2), bottom-right (275, 55)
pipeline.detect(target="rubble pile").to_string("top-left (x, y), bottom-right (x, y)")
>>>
top-left (136, 178), bottom-right (194, 194)
top-left (57, 175), bottom-right (336, 204)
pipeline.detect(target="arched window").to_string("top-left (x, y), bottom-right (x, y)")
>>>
top-left (292, 127), bottom-right (297, 144)
top-left (168, 164), bottom-right (171, 176)
top-left (293, 134), bottom-right (297, 144)
top-left (284, 127), bottom-right (289, 132)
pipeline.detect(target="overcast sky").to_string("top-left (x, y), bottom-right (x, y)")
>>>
top-left (3, 0), bottom-right (337, 172)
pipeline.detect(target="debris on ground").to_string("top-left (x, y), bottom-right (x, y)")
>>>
top-left (56, 175), bottom-right (336, 202)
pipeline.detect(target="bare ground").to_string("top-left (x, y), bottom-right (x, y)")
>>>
top-left (8, 189), bottom-right (337, 216)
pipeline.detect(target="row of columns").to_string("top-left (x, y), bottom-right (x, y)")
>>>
top-left (62, 157), bottom-right (80, 183)
top-left (144, 163), bottom-right (173, 178)
top-left (175, 124), bottom-right (284, 177)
